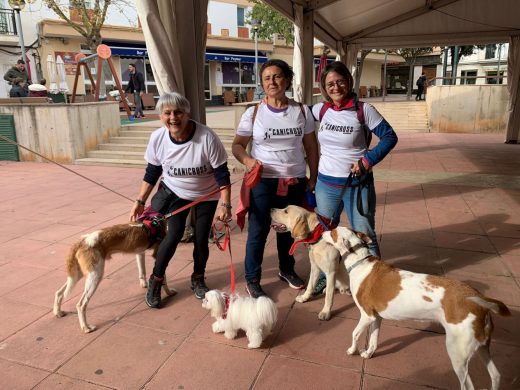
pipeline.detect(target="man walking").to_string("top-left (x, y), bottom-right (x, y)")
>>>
top-left (125, 63), bottom-right (145, 118)
top-left (4, 59), bottom-right (29, 94)
top-left (415, 72), bottom-right (427, 101)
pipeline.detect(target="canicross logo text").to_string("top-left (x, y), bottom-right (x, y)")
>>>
top-left (167, 165), bottom-right (208, 177)
top-left (320, 122), bottom-right (354, 134)
top-left (263, 127), bottom-right (303, 140)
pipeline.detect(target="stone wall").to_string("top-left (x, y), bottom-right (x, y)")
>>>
top-left (427, 85), bottom-right (508, 134)
top-left (0, 102), bottom-right (120, 163)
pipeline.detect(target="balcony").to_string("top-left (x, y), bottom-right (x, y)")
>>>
top-left (0, 8), bottom-right (19, 45)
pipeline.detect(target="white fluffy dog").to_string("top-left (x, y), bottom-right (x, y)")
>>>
top-left (202, 290), bottom-right (278, 348)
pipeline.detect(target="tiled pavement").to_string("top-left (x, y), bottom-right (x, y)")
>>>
top-left (0, 132), bottom-right (519, 389)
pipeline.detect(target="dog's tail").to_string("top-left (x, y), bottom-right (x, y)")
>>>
top-left (63, 242), bottom-right (83, 297)
top-left (468, 296), bottom-right (511, 316)
top-left (256, 296), bottom-right (278, 331)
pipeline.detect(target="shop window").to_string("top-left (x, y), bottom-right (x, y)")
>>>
top-left (461, 70), bottom-right (477, 85)
top-left (240, 63), bottom-right (254, 84)
top-left (222, 62), bottom-right (240, 84)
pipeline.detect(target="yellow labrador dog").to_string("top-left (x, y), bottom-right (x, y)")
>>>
top-left (270, 205), bottom-right (349, 320)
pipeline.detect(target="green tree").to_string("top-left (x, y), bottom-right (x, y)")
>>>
top-left (43, 0), bottom-right (130, 96)
top-left (43, 0), bottom-right (111, 51)
top-left (247, 0), bottom-right (294, 45)
top-left (444, 45), bottom-right (485, 84)
top-left (395, 47), bottom-right (433, 99)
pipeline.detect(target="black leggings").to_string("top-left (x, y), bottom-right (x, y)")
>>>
top-left (152, 195), bottom-right (218, 278)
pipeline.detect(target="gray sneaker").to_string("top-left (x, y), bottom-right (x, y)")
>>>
top-left (312, 275), bottom-right (327, 296)
top-left (191, 275), bottom-right (209, 299)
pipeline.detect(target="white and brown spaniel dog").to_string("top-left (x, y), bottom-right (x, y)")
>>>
top-left (53, 219), bottom-right (175, 333)
top-left (322, 226), bottom-right (510, 390)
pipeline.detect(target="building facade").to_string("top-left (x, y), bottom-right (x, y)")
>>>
top-left (1, 0), bottom-right (393, 100)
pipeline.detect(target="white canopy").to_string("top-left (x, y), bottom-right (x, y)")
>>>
top-left (138, 0), bottom-right (520, 141)
top-left (263, 0), bottom-right (520, 50)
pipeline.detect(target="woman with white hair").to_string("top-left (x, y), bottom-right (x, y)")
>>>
top-left (130, 92), bottom-right (232, 308)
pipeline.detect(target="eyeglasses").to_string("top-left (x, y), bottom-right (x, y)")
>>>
top-left (325, 79), bottom-right (348, 90)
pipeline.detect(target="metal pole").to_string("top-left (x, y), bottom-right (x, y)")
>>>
top-left (442, 46), bottom-right (448, 85)
top-left (496, 43), bottom-right (502, 84)
top-left (14, 10), bottom-right (26, 68)
top-left (254, 27), bottom-right (260, 99)
top-left (452, 46), bottom-right (459, 85)
top-left (143, 56), bottom-right (148, 93)
top-left (382, 49), bottom-right (388, 102)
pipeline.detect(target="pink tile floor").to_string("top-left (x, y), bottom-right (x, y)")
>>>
top-left (0, 132), bottom-right (519, 389)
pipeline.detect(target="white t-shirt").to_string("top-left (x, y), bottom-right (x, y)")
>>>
top-left (312, 102), bottom-right (383, 177)
top-left (145, 121), bottom-right (228, 200)
top-left (236, 100), bottom-right (314, 178)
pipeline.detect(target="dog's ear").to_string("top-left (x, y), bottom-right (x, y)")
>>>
top-left (355, 231), bottom-right (372, 245)
top-left (207, 291), bottom-right (225, 318)
top-left (292, 214), bottom-right (310, 240)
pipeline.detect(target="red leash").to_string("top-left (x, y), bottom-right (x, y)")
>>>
top-left (212, 221), bottom-right (236, 294)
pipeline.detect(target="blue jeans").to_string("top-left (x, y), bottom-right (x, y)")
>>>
top-left (244, 177), bottom-right (306, 282)
top-left (315, 172), bottom-right (380, 257)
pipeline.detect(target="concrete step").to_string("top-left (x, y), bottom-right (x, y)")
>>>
top-left (110, 136), bottom-right (149, 144)
top-left (87, 150), bottom-right (145, 160)
top-left (98, 143), bottom-right (147, 152)
top-left (75, 158), bottom-right (146, 168)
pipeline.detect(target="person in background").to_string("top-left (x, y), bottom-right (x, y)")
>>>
top-left (9, 77), bottom-right (27, 98)
top-left (416, 72), bottom-right (427, 101)
top-left (232, 59), bottom-right (319, 298)
top-left (130, 92), bottom-right (231, 308)
top-left (4, 59), bottom-right (29, 87)
top-left (125, 63), bottom-right (146, 118)
top-left (28, 79), bottom-right (48, 97)
top-left (311, 61), bottom-right (398, 295)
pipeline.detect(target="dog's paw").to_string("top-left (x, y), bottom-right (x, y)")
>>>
top-left (346, 346), bottom-right (357, 355)
top-left (360, 349), bottom-right (374, 359)
top-left (83, 324), bottom-right (97, 333)
top-left (338, 287), bottom-right (351, 295)
top-left (318, 311), bottom-right (331, 321)
top-left (212, 322), bottom-right (223, 333)
top-left (247, 342), bottom-right (261, 349)
top-left (139, 277), bottom-right (147, 288)
top-left (224, 330), bottom-right (237, 340)
top-left (54, 310), bottom-right (66, 318)
top-left (295, 294), bottom-right (309, 303)
top-left (163, 286), bottom-right (177, 296)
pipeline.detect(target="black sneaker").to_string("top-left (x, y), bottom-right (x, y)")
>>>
top-left (246, 280), bottom-right (267, 298)
top-left (312, 275), bottom-right (327, 296)
top-left (191, 275), bottom-right (209, 299)
top-left (278, 270), bottom-right (305, 289)
top-left (145, 274), bottom-right (163, 308)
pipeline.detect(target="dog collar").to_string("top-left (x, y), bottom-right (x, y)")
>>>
top-left (222, 294), bottom-right (230, 319)
top-left (289, 224), bottom-right (327, 255)
top-left (346, 254), bottom-right (372, 273)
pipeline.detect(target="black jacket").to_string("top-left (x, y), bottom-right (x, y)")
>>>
top-left (125, 71), bottom-right (145, 93)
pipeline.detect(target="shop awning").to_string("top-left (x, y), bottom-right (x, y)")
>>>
top-left (205, 52), bottom-right (268, 63)
top-left (109, 47), bottom-right (148, 57)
